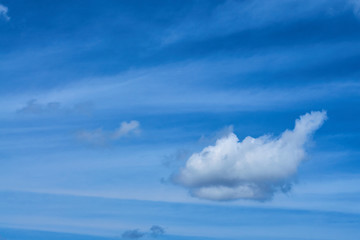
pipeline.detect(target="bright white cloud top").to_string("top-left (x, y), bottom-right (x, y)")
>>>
top-left (174, 111), bottom-right (327, 201)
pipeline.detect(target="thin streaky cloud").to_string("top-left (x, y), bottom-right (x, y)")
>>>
top-left (162, 0), bottom-right (346, 44)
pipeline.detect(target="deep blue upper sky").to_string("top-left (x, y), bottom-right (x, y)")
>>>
top-left (0, 1), bottom-right (359, 239)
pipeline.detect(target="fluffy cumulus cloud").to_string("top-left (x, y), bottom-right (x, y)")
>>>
top-left (173, 111), bottom-right (327, 201)
top-left (0, 4), bottom-right (9, 21)
top-left (77, 120), bottom-right (140, 145)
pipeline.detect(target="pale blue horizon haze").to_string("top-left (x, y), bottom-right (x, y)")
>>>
top-left (0, 1), bottom-right (360, 240)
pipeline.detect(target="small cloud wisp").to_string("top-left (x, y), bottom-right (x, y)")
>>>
top-left (122, 225), bottom-right (165, 239)
top-left (150, 225), bottom-right (165, 238)
top-left (17, 99), bottom-right (93, 115)
top-left (77, 120), bottom-right (140, 146)
top-left (122, 229), bottom-right (145, 239)
top-left (0, 4), bottom-right (9, 21)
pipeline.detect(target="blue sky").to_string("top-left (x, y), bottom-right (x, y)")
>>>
top-left (0, 0), bottom-right (360, 239)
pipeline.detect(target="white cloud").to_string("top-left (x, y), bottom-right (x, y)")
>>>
top-left (77, 120), bottom-right (140, 146)
top-left (0, 4), bottom-right (10, 21)
top-left (349, 0), bottom-right (360, 17)
top-left (113, 120), bottom-right (140, 139)
top-left (173, 111), bottom-right (327, 201)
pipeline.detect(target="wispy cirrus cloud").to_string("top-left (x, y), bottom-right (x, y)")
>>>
top-left (172, 111), bottom-right (327, 201)
top-left (0, 4), bottom-right (9, 21)
top-left (162, 0), bottom-right (349, 44)
top-left (1, 40), bottom-right (359, 118)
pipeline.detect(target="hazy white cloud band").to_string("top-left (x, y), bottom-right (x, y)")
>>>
top-left (173, 111), bottom-right (327, 201)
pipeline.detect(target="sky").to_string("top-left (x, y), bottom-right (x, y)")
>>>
top-left (0, 0), bottom-right (360, 239)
